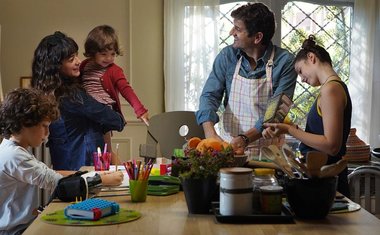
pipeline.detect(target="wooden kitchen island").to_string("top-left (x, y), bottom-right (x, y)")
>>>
top-left (24, 190), bottom-right (380, 235)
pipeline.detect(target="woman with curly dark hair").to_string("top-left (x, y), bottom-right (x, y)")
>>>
top-left (31, 31), bottom-right (125, 170)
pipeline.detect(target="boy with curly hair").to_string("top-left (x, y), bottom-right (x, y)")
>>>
top-left (0, 88), bottom-right (123, 234)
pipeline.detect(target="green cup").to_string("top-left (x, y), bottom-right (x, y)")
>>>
top-left (129, 180), bottom-right (148, 202)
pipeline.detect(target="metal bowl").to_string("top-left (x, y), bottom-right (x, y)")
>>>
top-left (371, 148), bottom-right (380, 159)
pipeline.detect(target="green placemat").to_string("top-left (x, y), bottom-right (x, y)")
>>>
top-left (148, 185), bottom-right (179, 196)
top-left (41, 208), bottom-right (141, 226)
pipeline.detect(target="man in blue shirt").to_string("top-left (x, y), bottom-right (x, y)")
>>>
top-left (196, 2), bottom-right (297, 157)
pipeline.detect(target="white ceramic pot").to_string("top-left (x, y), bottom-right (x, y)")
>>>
top-left (219, 167), bottom-right (253, 215)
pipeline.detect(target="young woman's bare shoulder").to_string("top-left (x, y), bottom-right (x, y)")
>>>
top-left (320, 80), bottom-right (346, 103)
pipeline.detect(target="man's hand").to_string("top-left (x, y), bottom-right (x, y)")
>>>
top-left (230, 136), bottom-right (246, 155)
top-left (202, 121), bottom-right (224, 141)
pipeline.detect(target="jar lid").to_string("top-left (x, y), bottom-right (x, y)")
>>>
top-left (259, 185), bottom-right (283, 192)
top-left (254, 168), bottom-right (275, 176)
top-left (220, 167), bottom-right (252, 175)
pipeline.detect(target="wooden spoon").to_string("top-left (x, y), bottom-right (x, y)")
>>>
top-left (268, 145), bottom-right (295, 177)
top-left (261, 145), bottom-right (295, 178)
top-left (281, 144), bottom-right (294, 164)
top-left (306, 151), bottom-right (328, 178)
top-left (282, 146), bottom-right (310, 178)
top-left (319, 159), bottom-right (348, 178)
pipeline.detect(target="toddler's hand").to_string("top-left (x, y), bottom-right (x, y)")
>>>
top-left (140, 112), bottom-right (150, 126)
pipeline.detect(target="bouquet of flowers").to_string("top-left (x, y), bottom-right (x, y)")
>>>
top-left (173, 138), bottom-right (235, 180)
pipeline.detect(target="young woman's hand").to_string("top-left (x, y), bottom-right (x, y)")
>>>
top-left (262, 123), bottom-right (291, 138)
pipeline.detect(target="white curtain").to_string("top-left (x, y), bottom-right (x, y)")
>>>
top-left (164, 0), bottom-right (220, 111)
top-left (348, 0), bottom-right (380, 146)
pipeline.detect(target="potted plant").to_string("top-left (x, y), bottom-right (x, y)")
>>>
top-left (173, 138), bottom-right (235, 214)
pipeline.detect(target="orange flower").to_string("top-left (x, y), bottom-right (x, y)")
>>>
top-left (187, 137), bottom-right (202, 149)
top-left (195, 138), bottom-right (230, 153)
top-left (176, 140), bottom-right (235, 180)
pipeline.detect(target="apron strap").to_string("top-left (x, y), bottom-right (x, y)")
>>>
top-left (234, 57), bottom-right (243, 78)
top-left (265, 47), bottom-right (275, 92)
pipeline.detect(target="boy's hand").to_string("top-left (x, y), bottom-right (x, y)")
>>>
top-left (99, 171), bottom-right (124, 186)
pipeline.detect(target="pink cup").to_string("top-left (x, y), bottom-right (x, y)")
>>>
top-left (92, 152), bottom-right (111, 171)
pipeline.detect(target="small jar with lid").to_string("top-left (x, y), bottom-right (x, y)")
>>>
top-left (252, 168), bottom-right (278, 213)
top-left (260, 185), bottom-right (283, 214)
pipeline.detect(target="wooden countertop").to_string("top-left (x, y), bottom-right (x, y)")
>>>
top-left (24, 190), bottom-right (380, 235)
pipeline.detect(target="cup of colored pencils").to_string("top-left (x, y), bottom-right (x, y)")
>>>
top-left (124, 160), bottom-right (153, 202)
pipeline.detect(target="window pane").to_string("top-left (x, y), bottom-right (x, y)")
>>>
top-left (218, 2), bottom-right (248, 49)
top-left (187, 1), bottom-right (352, 127)
top-left (281, 1), bottom-right (353, 126)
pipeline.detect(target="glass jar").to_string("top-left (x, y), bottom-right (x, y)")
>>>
top-left (252, 168), bottom-right (278, 213)
top-left (260, 185), bottom-right (283, 214)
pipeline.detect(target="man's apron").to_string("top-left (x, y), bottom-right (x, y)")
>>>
top-left (219, 49), bottom-right (283, 159)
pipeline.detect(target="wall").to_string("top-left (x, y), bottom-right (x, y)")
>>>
top-left (0, 0), bottom-right (164, 161)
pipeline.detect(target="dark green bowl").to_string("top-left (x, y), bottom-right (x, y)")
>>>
top-left (284, 177), bottom-right (337, 219)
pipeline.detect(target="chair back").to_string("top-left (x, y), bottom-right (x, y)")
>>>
top-left (143, 111), bottom-right (205, 159)
top-left (348, 165), bottom-right (380, 216)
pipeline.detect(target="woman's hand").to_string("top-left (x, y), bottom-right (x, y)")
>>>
top-left (99, 171), bottom-right (124, 186)
top-left (262, 123), bottom-right (291, 138)
top-left (110, 151), bottom-right (121, 165)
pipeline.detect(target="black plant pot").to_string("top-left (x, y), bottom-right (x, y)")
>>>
top-left (181, 177), bottom-right (218, 214)
top-left (284, 176), bottom-right (337, 219)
